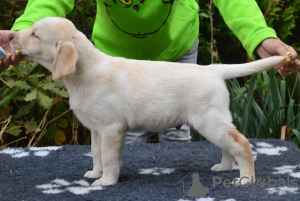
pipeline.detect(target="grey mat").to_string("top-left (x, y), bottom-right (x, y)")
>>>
top-left (0, 139), bottom-right (300, 201)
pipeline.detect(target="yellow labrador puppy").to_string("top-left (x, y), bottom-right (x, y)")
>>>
top-left (9, 17), bottom-right (288, 186)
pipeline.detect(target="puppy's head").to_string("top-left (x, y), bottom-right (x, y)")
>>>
top-left (10, 17), bottom-right (78, 81)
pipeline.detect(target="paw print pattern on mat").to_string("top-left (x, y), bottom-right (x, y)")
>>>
top-left (273, 164), bottom-right (300, 178)
top-left (139, 167), bottom-right (175, 175)
top-left (0, 146), bottom-right (61, 158)
top-left (36, 178), bottom-right (103, 195)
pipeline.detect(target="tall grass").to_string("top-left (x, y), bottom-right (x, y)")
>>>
top-left (192, 70), bottom-right (300, 148)
top-left (231, 70), bottom-right (299, 146)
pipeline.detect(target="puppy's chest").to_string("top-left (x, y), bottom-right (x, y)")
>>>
top-left (69, 96), bottom-right (100, 129)
top-left (68, 94), bottom-right (119, 130)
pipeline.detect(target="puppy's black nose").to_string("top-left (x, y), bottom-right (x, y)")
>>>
top-left (8, 33), bottom-right (14, 41)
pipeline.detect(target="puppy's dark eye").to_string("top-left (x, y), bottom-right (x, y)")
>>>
top-left (32, 32), bottom-right (40, 39)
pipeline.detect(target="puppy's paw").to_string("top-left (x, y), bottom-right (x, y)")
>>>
top-left (211, 163), bottom-right (233, 171)
top-left (91, 177), bottom-right (118, 186)
top-left (84, 170), bottom-right (102, 179)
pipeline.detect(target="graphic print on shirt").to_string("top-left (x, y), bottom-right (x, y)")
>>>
top-left (103, 0), bottom-right (175, 38)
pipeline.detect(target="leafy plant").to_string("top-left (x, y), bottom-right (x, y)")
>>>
top-left (0, 0), bottom-right (93, 147)
top-left (0, 62), bottom-right (78, 146)
top-left (227, 70), bottom-right (300, 147)
top-left (259, 0), bottom-right (300, 42)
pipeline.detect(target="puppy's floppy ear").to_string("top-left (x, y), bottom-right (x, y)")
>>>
top-left (52, 41), bottom-right (78, 81)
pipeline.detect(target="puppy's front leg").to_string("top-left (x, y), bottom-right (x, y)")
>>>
top-left (211, 150), bottom-right (235, 171)
top-left (84, 131), bottom-right (103, 178)
top-left (92, 123), bottom-right (127, 186)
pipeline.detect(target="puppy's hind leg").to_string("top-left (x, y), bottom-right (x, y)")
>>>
top-left (191, 111), bottom-right (255, 185)
top-left (228, 128), bottom-right (255, 185)
top-left (84, 131), bottom-right (103, 179)
top-left (92, 123), bottom-right (127, 186)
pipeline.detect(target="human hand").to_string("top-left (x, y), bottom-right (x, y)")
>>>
top-left (256, 38), bottom-right (300, 77)
top-left (0, 30), bottom-right (22, 69)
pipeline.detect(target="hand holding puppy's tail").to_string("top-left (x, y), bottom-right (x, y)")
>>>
top-left (216, 56), bottom-right (287, 80)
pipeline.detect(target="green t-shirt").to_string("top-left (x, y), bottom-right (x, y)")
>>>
top-left (11, 0), bottom-right (278, 61)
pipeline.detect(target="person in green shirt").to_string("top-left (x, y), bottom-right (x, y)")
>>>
top-left (0, 0), bottom-right (299, 143)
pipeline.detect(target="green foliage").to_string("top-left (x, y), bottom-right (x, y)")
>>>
top-left (0, 62), bottom-right (72, 145)
top-left (258, 0), bottom-right (300, 42)
top-left (0, 1), bottom-right (92, 146)
top-left (1, 62), bottom-right (67, 110)
top-left (226, 70), bottom-right (300, 147)
top-left (0, 0), bottom-right (28, 30)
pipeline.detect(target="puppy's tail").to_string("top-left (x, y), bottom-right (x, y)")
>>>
top-left (215, 56), bottom-right (287, 80)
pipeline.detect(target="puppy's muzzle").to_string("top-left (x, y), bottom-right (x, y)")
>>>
top-left (9, 33), bottom-right (22, 51)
